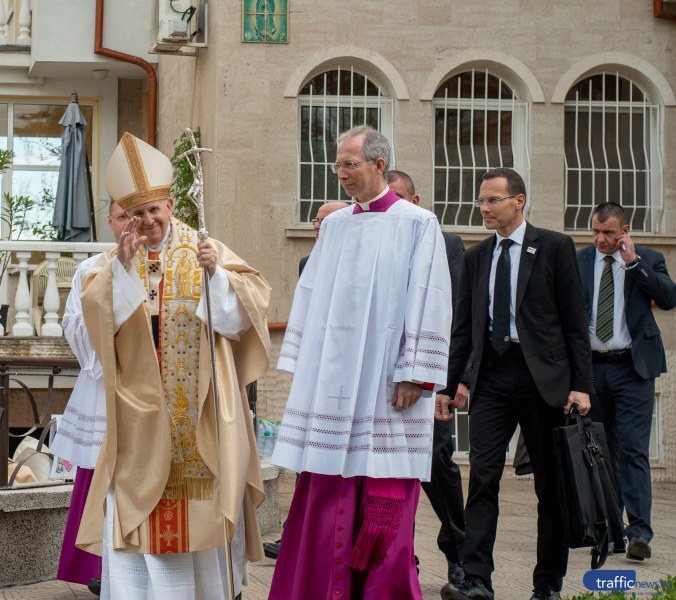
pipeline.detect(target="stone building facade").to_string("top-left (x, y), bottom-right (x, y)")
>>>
top-left (1, 0), bottom-right (672, 477)
top-left (154, 0), bottom-right (676, 478)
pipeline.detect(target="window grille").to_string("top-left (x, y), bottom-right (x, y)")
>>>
top-left (432, 69), bottom-right (530, 227)
top-left (297, 67), bottom-right (392, 223)
top-left (564, 73), bottom-right (662, 232)
top-left (453, 404), bottom-right (470, 457)
top-left (650, 393), bottom-right (660, 461)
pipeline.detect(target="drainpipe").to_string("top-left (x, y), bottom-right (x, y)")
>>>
top-left (94, 0), bottom-right (158, 147)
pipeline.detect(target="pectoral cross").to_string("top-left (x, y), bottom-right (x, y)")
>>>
top-left (328, 386), bottom-right (351, 411)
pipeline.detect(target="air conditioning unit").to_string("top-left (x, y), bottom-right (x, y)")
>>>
top-left (151, 0), bottom-right (207, 54)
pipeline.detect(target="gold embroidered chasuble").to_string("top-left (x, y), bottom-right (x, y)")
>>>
top-left (76, 217), bottom-right (271, 559)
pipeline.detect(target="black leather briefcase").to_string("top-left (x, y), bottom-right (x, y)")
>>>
top-left (553, 407), bottom-right (625, 568)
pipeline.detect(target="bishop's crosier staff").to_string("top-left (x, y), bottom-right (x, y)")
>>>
top-left (178, 129), bottom-right (237, 600)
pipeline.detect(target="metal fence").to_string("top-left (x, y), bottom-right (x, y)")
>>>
top-left (1, 357), bottom-right (78, 488)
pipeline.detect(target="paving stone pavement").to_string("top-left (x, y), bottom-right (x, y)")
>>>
top-left (2, 471), bottom-right (675, 599)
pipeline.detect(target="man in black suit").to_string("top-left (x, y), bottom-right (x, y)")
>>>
top-left (437, 168), bottom-right (592, 600)
top-left (577, 202), bottom-right (676, 562)
top-left (387, 169), bottom-right (466, 585)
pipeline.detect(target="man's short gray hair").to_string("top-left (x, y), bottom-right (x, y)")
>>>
top-left (338, 125), bottom-right (391, 175)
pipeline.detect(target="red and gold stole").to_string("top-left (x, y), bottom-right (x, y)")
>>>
top-left (134, 218), bottom-right (211, 554)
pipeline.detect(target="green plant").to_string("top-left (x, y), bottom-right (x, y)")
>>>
top-left (170, 128), bottom-right (201, 229)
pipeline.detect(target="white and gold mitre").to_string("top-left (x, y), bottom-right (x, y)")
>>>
top-left (104, 132), bottom-right (173, 211)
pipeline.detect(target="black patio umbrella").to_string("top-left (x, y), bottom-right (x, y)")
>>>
top-left (52, 91), bottom-right (96, 241)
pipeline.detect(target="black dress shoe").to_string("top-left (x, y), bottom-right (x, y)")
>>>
top-left (263, 540), bottom-right (281, 559)
top-left (529, 589), bottom-right (561, 600)
top-left (87, 578), bottom-right (101, 597)
top-left (441, 577), bottom-right (494, 600)
top-left (447, 561), bottom-right (465, 584)
top-left (626, 537), bottom-right (651, 560)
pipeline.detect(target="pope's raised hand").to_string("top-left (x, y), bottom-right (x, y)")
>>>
top-left (117, 216), bottom-right (147, 270)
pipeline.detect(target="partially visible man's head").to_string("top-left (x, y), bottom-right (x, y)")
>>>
top-left (386, 170), bottom-right (419, 205)
top-left (335, 126), bottom-right (390, 202)
top-left (104, 132), bottom-right (174, 247)
top-left (591, 202), bottom-right (629, 255)
top-left (107, 200), bottom-right (128, 242)
top-left (313, 201), bottom-right (349, 239)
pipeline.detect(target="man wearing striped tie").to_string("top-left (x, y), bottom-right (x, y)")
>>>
top-left (577, 202), bottom-right (676, 563)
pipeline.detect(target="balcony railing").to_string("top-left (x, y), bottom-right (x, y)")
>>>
top-left (0, 241), bottom-right (114, 337)
top-left (0, 0), bottom-right (31, 47)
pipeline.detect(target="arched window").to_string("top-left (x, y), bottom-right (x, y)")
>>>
top-left (432, 69), bottom-right (530, 227)
top-left (564, 73), bottom-right (662, 231)
top-left (297, 67), bottom-right (392, 222)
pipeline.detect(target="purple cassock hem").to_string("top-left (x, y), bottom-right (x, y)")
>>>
top-left (269, 472), bottom-right (422, 600)
top-left (57, 467), bottom-right (102, 585)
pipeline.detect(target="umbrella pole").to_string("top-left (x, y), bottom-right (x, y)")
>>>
top-left (179, 130), bottom-right (236, 599)
top-left (84, 142), bottom-right (97, 241)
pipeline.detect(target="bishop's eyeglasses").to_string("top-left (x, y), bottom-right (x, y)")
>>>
top-left (329, 160), bottom-right (373, 173)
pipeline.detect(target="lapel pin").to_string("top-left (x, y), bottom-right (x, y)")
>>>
top-left (527, 246), bottom-right (537, 255)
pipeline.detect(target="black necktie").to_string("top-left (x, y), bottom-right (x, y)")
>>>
top-left (492, 239), bottom-right (514, 355)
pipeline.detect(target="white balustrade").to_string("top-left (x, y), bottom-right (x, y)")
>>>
top-left (16, 0), bottom-right (30, 46)
top-left (12, 251), bottom-right (33, 336)
top-left (0, 241), bottom-right (114, 337)
top-left (0, 1), bottom-right (7, 45)
top-left (41, 252), bottom-right (62, 336)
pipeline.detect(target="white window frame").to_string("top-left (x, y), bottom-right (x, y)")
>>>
top-left (0, 99), bottom-right (96, 241)
top-left (650, 393), bottom-right (661, 461)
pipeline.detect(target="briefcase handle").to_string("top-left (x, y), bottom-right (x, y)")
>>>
top-left (565, 405), bottom-right (601, 453)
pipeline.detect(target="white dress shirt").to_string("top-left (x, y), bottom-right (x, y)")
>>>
top-left (590, 249), bottom-right (632, 351)
top-left (489, 220), bottom-right (527, 342)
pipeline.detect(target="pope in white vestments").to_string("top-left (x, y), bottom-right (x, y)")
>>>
top-left (270, 125), bottom-right (453, 600)
top-left (74, 133), bottom-right (271, 600)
